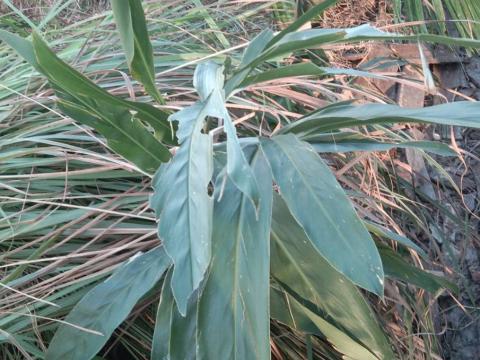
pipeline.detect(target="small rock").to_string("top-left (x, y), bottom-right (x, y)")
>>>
top-left (466, 56), bottom-right (480, 87)
top-left (471, 271), bottom-right (480, 283)
top-left (463, 193), bottom-right (477, 212)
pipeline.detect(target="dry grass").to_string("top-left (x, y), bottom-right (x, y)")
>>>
top-left (0, 0), bottom-right (109, 25)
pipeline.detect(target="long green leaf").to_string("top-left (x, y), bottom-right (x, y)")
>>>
top-left (46, 246), bottom-right (171, 360)
top-left (150, 99), bottom-right (213, 316)
top-left (311, 139), bottom-right (455, 156)
top-left (1, 30), bottom-right (173, 173)
top-left (244, 24), bottom-right (394, 70)
top-left (111, 0), bottom-right (164, 104)
top-left (380, 246), bottom-right (458, 293)
top-left (266, 0), bottom-right (339, 47)
top-left (281, 101), bottom-right (480, 136)
top-left (57, 93), bottom-right (169, 174)
top-left (225, 28), bottom-right (274, 96)
top-left (0, 30), bottom-right (38, 68)
top-left (197, 145), bottom-right (272, 359)
top-left (261, 134), bottom-right (384, 296)
top-left (152, 268), bottom-right (174, 360)
top-left (236, 23), bottom-right (480, 80)
top-left (152, 268), bottom-right (200, 360)
top-left (365, 222), bottom-right (427, 258)
top-left (271, 194), bottom-right (393, 359)
top-left (271, 286), bottom-right (380, 360)
top-left (303, 130), bottom-right (455, 156)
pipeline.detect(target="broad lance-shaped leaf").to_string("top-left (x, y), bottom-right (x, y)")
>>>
top-left (197, 145), bottom-right (272, 359)
top-left (261, 134), bottom-right (384, 296)
top-left (46, 246), bottom-right (171, 360)
top-left (150, 101), bottom-right (213, 316)
top-left (111, 0), bottom-right (165, 104)
top-left (270, 194), bottom-right (393, 359)
top-left (150, 60), bottom-right (260, 315)
top-left (281, 101), bottom-right (480, 136)
top-left (196, 61), bottom-right (260, 209)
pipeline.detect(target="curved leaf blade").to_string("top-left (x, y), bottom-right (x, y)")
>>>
top-left (0, 29), bottom-right (38, 68)
top-left (46, 246), bottom-right (171, 360)
top-left (261, 134), bottom-right (384, 296)
top-left (224, 29), bottom-right (274, 96)
top-left (310, 138), bottom-right (456, 156)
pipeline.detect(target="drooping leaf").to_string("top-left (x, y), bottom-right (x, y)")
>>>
top-left (281, 101), bottom-right (480, 136)
top-left (56, 93), bottom-right (169, 174)
top-left (150, 99), bottom-right (213, 316)
top-left (46, 246), bottom-right (171, 360)
top-left (270, 194), bottom-right (393, 359)
top-left (197, 145), bottom-right (272, 359)
top-left (233, 23), bottom-right (480, 88)
top-left (30, 32), bottom-right (173, 141)
top-left (261, 134), bottom-right (384, 296)
top-left (380, 246), bottom-right (458, 293)
top-left (111, 0), bottom-right (164, 104)
top-left (1, 31), bottom-right (173, 173)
